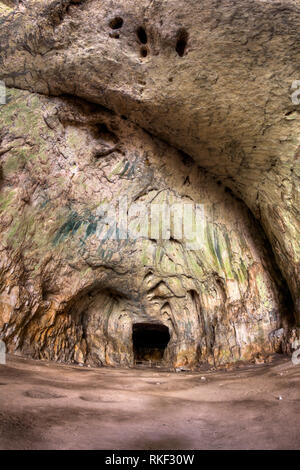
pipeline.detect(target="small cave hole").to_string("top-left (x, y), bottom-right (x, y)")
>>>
top-left (180, 151), bottom-right (194, 167)
top-left (109, 16), bottom-right (124, 30)
top-left (132, 323), bottom-right (170, 364)
top-left (140, 46), bottom-right (148, 58)
top-left (176, 28), bottom-right (188, 57)
top-left (224, 186), bottom-right (234, 196)
top-left (94, 122), bottom-right (118, 144)
top-left (137, 26), bottom-right (148, 44)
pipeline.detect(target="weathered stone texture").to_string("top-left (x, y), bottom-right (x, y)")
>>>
top-left (0, 0), bottom-right (299, 367)
top-left (0, 89), bottom-right (293, 367)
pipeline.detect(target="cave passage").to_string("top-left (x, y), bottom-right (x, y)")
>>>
top-left (132, 323), bottom-right (170, 364)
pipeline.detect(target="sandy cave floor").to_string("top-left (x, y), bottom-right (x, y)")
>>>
top-left (0, 355), bottom-right (299, 450)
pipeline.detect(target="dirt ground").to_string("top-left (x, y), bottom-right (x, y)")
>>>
top-left (0, 354), bottom-right (299, 450)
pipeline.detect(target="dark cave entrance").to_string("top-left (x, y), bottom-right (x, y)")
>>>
top-left (132, 323), bottom-right (170, 364)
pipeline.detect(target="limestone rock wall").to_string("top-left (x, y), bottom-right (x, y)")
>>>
top-left (0, 0), bottom-right (299, 324)
top-left (0, 89), bottom-right (293, 367)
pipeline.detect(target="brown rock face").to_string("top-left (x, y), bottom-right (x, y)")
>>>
top-left (0, 1), bottom-right (299, 367)
top-left (0, 89), bottom-right (294, 367)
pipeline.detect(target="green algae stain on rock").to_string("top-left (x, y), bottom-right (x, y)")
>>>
top-left (53, 211), bottom-right (84, 246)
top-left (256, 272), bottom-right (273, 310)
top-left (0, 189), bottom-right (15, 213)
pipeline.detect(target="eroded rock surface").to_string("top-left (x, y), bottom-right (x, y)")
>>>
top-left (0, 1), bottom-right (299, 367)
top-left (0, 0), bottom-right (299, 320)
top-left (0, 89), bottom-right (294, 367)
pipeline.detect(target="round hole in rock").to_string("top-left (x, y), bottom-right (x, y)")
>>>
top-left (109, 17), bottom-right (124, 30)
top-left (109, 31), bottom-right (120, 39)
top-left (132, 323), bottom-right (170, 364)
top-left (136, 26), bottom-right (148, 44)
top-left (140, 46), bottom-right (148, 58)
top-left (176, 28), bottom-right (188, 57)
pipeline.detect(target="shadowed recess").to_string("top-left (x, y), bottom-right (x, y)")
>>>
top-left (109, 17), bottom-right (124, 29)
top-left (136, 26), bottom-right (148, 44)
top-left (132, 323), bottom-right (170, 363)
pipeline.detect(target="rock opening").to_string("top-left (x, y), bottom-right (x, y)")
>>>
top-left (132, 323), bottom-right (170, 364)
top-left (137, 26), bottom-right (148, 44)
top-left (109, 17), bottom-right (123, 30)
top-left (176, 28), bottom-right (188, 57)
top-left (140, 46), bottom-right (148, 58)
